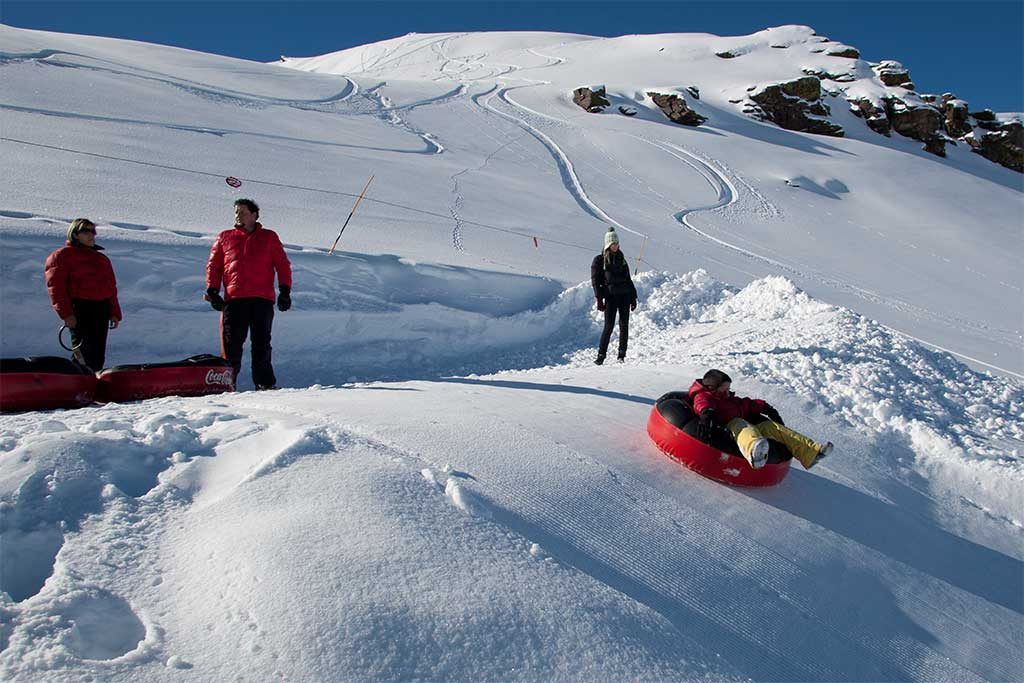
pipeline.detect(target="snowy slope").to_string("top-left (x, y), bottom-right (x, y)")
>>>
top-left (1, 25), bottom-right (1022, 682)
top-left (281, 27), bottom-right (1024, 378)
top-left (2, 24), bottom-right (1021, 375)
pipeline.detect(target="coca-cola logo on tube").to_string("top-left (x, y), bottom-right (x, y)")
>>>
top-left (205, 369), bottom-right (234, 386)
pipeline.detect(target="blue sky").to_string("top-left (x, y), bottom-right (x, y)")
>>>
top-left (4, 0), bottom-right (1022, 111)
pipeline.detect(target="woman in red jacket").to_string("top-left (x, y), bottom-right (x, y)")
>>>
top-left (689, 369), bottom-right (833, 470)
top-left (44, 218), bottom-right (123, 370)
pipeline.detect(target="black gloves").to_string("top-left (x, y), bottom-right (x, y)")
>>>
top-left (697, 409), bottom-right (719, 442)
top-left (630, 299), bottom-right (637, 312)
top-left (205, 288), bottom-right (225, 312)
top-left (761, 404), bottom-right (783, 425)
top-left (277, 285), bottom-right (291, 312)
top-left (207, 288), bottom-right (291, 311)
top-left (596, 297), bottom-right (605, 311)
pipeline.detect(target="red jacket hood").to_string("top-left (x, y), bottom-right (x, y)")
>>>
top-left (688, 379), bottom-right (709, 399)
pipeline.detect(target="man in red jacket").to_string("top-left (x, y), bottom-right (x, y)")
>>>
top-left (689, 369), bottom-right (832, 470)
top-left (205, 199), bottom-right (292, 390)
top-left (44, 218), bottom-right (123, 370)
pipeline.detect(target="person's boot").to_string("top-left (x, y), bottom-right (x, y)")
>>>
top-left (746, 438), bottom-right (770, 469)
top-left (616, 355), bottom-right (625, 363)
top-left (594, 354), bottom-right (605, 365)
top-left (807, 442), bottom-right (833, 469)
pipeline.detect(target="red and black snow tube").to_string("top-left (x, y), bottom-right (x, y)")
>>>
top-left (96, 354), bottom-right (235, 403)
top-left (647, 392), bottom-right (792, 487)
top-left (0, 356), bottom-right (97, 412)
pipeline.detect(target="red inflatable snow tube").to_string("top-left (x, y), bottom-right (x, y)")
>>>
top-left (96, 354), bottom-right (235, 403)
top-left (0, 356), bottom-right (97, 412)
top-left (647, 392), bottom-right (792, 487)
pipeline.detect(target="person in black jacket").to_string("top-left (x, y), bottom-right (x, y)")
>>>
top-left (590, 227), bottom-right (638, 364)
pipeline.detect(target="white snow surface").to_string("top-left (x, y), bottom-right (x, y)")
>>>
top-left (1, 25), bottom-right (1022, 682)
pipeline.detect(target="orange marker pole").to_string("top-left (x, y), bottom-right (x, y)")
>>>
top-left (634, 235), bottom-right (648, 275)
top-left (329, 175), bottom-right (375, 255)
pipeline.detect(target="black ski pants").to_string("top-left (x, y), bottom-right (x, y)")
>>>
top-left (221, 297), bottom-right (276, 388)
top-left (598, 293), bottom-right (630, 360)
top-left (70, 298), bottom-right (111, 371)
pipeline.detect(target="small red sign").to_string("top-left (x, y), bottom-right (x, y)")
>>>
top-left (225, 176), bottom-right (242, 188)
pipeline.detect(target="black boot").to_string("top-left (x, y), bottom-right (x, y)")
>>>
top-left (594, 354), bottom-right (605, 365)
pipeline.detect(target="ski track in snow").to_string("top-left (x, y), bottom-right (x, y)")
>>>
top-left (480, 87), bottom-right (636, 234)
top-left (431, 38), bottom-right (644, 238)
top-left (0, 48), bottom-right (358, 111)
top-left (357, 83), bottom-right (446, 155)
top-left (448, 170), bottom-right (468, 253)
top-left (0, 105), bottom-right (434, 157)
top-left (605, 136), bottom-right (1022, 378)
top-left (526, 47), bottom-right (567, 69)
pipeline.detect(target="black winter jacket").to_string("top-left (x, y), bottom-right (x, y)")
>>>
top-left (591, 251), bottom-right (637, 303)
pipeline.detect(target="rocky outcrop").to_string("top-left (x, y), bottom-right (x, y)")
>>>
top-left (747, 76), bottom-right (844, 137)
top-left (803, 67), bottom-right (855, 83)
top-left (889, 104), bottom-right (942, 140)
top-left (976, 121), bottom-right (1023, 172)
top-left (875, 61), bottom-right (912, 87)
top-left (781, 75), bottom-right (823, 101)
top-left (971, 109), bottom-right (1001, 131)
top-left (715, 50), bottom-right (740, 58)
top-left (887, 100), bottom-right (946, 156)
top-left (848, 82), bottom-right (1021, 170)
top-left (942, 98), bottom-right (972, 138)
top-left (848, 97), bottom-right (891, 136)
top-left (618, 105), bottom-right (637, 117)
top-left (572, 86), bottom-right (610, 113)
top-left (922, 137), bottom-right (947, 157)
top-left (647, 92), bottom-right (706, 126)
top-left (686, 86), bottom-right (700, 100)
top-left (827, 46), bottom-right (860, 58)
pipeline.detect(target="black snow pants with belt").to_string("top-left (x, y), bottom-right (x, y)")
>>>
top-left (221, 297), bottom-right (277, 388)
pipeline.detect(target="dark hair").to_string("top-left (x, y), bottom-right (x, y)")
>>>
top-left (234, 198), bottom-right (259, 215)
top-left (702, 369), bottom-right (732, 389)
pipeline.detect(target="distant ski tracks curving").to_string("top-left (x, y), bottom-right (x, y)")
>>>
top-left (375, 37), bottom-right (1020, 376)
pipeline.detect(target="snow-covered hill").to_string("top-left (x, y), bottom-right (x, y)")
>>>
top-left (1, 25), bottom-right (1021, 681)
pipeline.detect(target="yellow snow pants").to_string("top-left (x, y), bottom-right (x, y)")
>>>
top-left (727, 418), bottom-right (824, 469)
